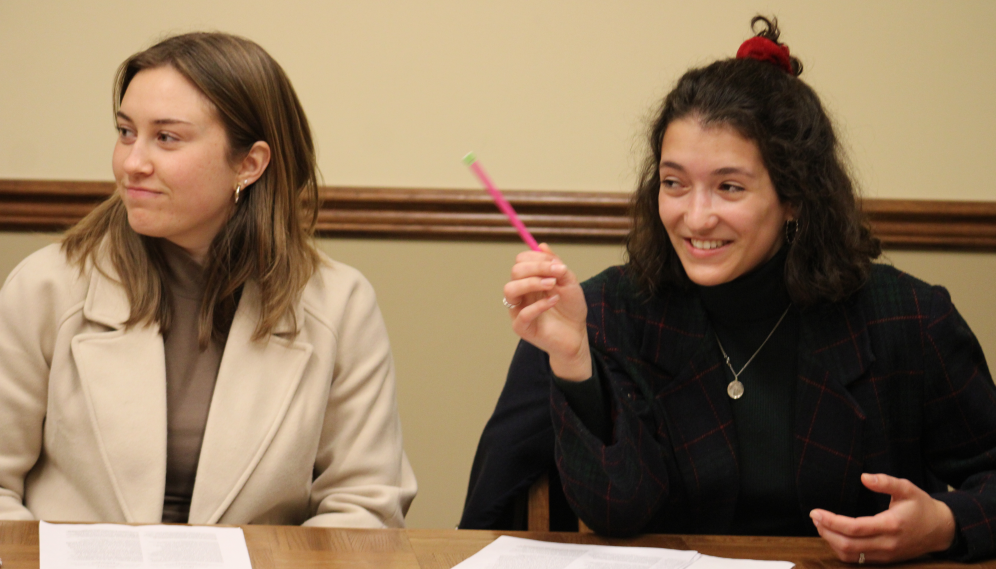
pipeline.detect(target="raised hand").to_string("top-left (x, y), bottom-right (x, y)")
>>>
top-left (503, 244), bottom-right (591, 381)
top-left (810, 473), bottom-right (956, 564)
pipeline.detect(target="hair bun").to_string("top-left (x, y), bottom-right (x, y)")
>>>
top-left (736, 36), bottom-right (793, 74)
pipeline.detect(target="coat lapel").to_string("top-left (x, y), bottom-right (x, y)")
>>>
top-left (794, 299), bottom-right (875, 517)
top-left (72, 265), bottom-right (167, 522)
top-left (188, 281), bottom-right (313, 524)
top-left (637, 293), bottom-right (740, 533)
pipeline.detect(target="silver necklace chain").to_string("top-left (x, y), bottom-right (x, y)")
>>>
top-left (717, 304), bottom-right (792, 400)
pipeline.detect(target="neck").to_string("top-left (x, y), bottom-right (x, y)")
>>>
top-left (697, 247), bottom-right (791, 325)
top-left (166, 239), bottom-right (208, 266)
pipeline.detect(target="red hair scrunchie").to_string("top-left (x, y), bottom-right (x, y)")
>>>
top-left (736, 36), bottom-right (792, 74)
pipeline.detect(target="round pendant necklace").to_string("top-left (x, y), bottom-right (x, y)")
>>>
top-left (716, 304), bottom-right (792, 400)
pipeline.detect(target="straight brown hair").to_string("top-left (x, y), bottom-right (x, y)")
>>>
top-left (63, 32), bottom-right (321, 346)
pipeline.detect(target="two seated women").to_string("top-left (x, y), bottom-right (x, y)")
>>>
top-left (1, 18), bottom-right (994, 566)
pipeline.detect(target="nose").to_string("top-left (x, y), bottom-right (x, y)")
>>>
top-left (120, 139), bottom-right (153, 177)
top-left (685, 187), bottom-right (718, 233)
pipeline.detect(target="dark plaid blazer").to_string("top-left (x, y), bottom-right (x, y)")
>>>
top-left (553, 264), bottom-right (996, 561)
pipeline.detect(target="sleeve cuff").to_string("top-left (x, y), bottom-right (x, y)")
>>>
top-left (553, 363), bottom-right (612, 444)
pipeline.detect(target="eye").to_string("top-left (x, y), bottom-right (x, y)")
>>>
top-left (719, 182), bottom-right (745, 193)
top-left (660, 177), bottom-right (683, 190)
top-left (157, 131), bottom-right (179, 144)
top-left (116, 126), bottom-right (135, 142)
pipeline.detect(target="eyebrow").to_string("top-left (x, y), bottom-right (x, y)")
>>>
top-left (115, 111), bottom-right (194, 126)
top-left (713, 166), bottom-right (755, 177)
top-left (659, 161), bottom-right (756, 178)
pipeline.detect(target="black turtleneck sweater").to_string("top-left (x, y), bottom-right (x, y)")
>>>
top-left (556, 247), bottom-right (815, 536)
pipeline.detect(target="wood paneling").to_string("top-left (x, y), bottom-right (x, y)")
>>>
top-left (2, 179), bottom-right (995, 250)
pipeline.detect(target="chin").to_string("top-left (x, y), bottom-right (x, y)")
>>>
top-left (682, 267), bottom-right (735, 287)
top-left (688, 276), bottom-right (730, 287)
top-left (125, 216), bottom-right (163, 239)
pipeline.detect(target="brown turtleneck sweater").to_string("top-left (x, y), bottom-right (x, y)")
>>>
top-left (160, 241), bottom-right (223, 523)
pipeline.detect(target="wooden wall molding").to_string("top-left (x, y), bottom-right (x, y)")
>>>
top-left (2, 179), bottom-right (995, 250)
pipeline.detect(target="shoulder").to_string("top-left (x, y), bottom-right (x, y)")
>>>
top-left (580, 264), bottom-right (690, 309)
top-left (0, 243), bottom-right (92, 345)
top-left (841, 264), bottom-right (978, 359)
top-left (860, 263), bottom-right (936, 297)
top-left (579, 264), bottom-right (703, 350)
top-left (580, 265), bottom-right (643, 304)
top-left (2, 243), bottom-right (88, 305)
top-left (298, 250), bottom-right (382, 331)
top-left (852, 263), bottom-right (950, 320)
top-left (4, 242), bottom-right (74, 283)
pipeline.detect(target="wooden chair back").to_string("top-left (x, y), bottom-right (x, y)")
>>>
top-left (527, 472), bottom-right (592, 532)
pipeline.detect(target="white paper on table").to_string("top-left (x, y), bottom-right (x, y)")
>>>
top-left (39, 521), bottom-right (252, 569)
top-left (691, 554), bottom-right (795, 569)
top-left (452, 535), bottom-right (703, 569)
top-left (453, 536), bottom-right (796, 569)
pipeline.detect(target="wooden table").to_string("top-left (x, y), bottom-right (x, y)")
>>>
top-left (0, 522), bottom-right (992, 569)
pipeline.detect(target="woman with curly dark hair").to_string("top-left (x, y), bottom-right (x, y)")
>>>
top-left (469, 16), bottom-right (996, 563)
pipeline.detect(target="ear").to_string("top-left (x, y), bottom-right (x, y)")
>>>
top-left (235, 141), bottom-right (271, 186)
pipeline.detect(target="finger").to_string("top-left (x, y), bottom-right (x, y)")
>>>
top-left (510, 260), bottom-right (569, 281)
top-left (816, 522), bottom-right (898, 565)
top-left (511, 294), bottom-right (559, 335)
top-left (528, 244), bottom-right (565, 266)
top-left (549, 260), bottom-right (574, 282)
top-left (861, 473), bottom-right (919, 501)
top-left (537, 243), bottom-right (564, 261)
top-left (812, 516), bottom-right (881, 564)
top-left (516, 247), bottom-right (557, 264)
top-left (503, 277), bottom-right (558, 303)
top-left (811, 509), bottom-right (889, 539)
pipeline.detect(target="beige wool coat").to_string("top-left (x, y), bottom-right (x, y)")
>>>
top-left (0, 244), bottom-right (416, 527)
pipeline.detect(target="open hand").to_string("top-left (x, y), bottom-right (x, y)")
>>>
top-left (810, 473), bottom-right (956, 564)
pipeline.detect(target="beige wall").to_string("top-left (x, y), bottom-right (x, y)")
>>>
top-left (2, 1), bottom-right (996, 199)
top-left (2, 1), bottom-right (996, 529)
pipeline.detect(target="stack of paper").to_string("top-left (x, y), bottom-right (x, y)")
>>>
top-left (39, 521), bottom-right (253, 569)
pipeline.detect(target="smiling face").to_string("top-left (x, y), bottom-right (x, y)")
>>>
top-left (113, 66), bottom-right (238, 262)
top-left (658, 117), bottom-right (793, 287)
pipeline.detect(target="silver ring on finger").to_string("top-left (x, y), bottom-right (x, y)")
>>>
top-left (858, 553), bottom-right (865, 565)
top-left (502, 296), bottom-right (518, 309)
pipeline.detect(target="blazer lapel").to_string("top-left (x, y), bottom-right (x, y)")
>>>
top-left (188, 281), bottom-right (313, 524)
top-left (794, 300), bottom-right (875, 517)
top-left (71, 266), bottom-right (167, 522)
top-left (637, 293), bottom-right (740, 533)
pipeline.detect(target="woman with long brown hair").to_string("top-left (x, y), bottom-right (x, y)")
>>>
top-left (481, 17), bottom-right (996, 562)
top-left (0, 32), bottom-right (415, 527)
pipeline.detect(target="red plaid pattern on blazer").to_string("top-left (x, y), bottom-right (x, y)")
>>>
top-left (553, 264), bottom-right (996, 561)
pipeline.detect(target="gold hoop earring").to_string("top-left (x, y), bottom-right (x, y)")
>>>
top-left (233, 183), bottom-right (242, 204)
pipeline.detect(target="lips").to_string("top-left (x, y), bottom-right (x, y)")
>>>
top-left (124, 186), bottom-right (162, 198)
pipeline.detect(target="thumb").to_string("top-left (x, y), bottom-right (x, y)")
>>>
top-left (861, 472), bottom-right (917, 501)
